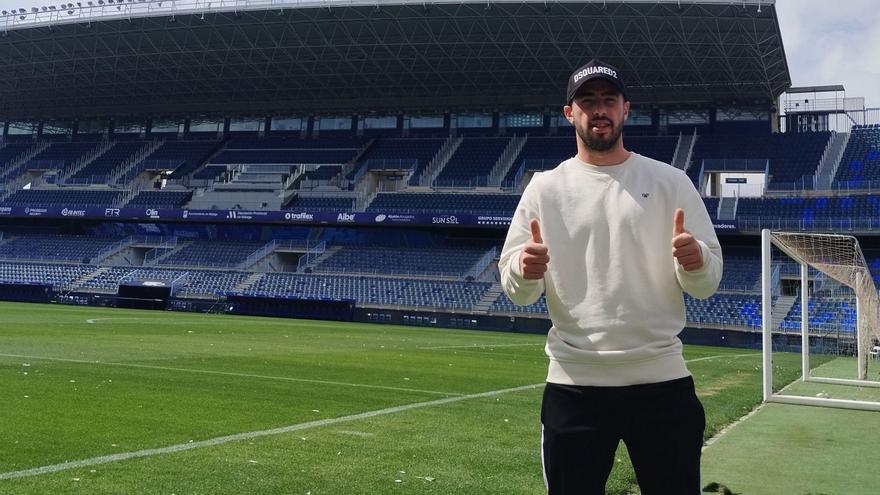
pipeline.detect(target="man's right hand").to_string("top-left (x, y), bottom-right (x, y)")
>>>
top-left (520, 219), bottom-right (550, 280)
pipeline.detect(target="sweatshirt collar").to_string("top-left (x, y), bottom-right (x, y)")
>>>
top-left (571, 152), bottom-right (635, 174)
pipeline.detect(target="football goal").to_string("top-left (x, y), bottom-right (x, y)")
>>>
top-left (761, 229), bottom-right (880, 411)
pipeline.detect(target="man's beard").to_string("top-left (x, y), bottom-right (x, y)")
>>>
top-left (576, 119), bottom-right (622, 152)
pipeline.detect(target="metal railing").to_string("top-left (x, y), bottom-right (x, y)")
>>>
top-left (701, 158), bottom-right (769, 172)
top-left (501, 161), bottom-right (526, 191)
top-left (765, 175), bottom-right (817, 191)
top-left (366, 159), bottom-right (417, 170)
top-left (432, 176), bottom-right (491, 189)
top-left (465, 246), bottom-right (498, 280)
top-left (236, 239), bottom-right (277, 270)
top-left (89, 235), bottom-right (137, 264)
top-left (736, 216), bottom-right (880, 233)
top-left (63, 174), bottom-right (111, 186)
top-left (295, 241), bottom-right (327, 272)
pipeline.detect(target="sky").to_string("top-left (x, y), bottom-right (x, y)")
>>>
top-left (776, 0), bottom-right (880, 108)
top-left (0, 0), bottom-right (877, 108)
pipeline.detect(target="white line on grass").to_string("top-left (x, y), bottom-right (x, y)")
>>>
top-left (0, 353), bottom-right (461, 397)
top-left (0, 382), bottom-right (543, 481)
top-left (418, 343), bottom-right (544, 350)
top-left (686, 352), bottom-right (760, 363)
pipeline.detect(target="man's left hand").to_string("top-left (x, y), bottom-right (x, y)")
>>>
top-left (672, 208), bottom-right (704, 272)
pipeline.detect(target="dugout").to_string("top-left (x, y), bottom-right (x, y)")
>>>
top-left (116, 282), bottom-right (171, 310)
top-left (0, 282), bottom-right (53, 303)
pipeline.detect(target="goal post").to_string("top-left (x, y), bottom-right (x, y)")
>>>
top-left (761, 229), bottom-right (880, 412)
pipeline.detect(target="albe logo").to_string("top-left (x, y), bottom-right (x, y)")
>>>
top-left (337, 213), bottom-right (355, 222)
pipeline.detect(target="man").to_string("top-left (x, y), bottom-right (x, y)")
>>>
top-left (498, 59), bottom-right (723, 494)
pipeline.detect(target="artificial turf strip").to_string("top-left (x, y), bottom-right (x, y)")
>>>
top-left (701, 401), bottom-right (880, 495)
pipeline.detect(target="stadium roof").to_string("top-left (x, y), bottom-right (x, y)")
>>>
top-left (0, 0), bottom-right (791, 119)
top-left (787, 85), bottom-right (846, 94)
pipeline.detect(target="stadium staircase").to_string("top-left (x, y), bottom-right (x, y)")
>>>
top-left (814, 132), bottom-right (850, 190)
top-left (101, 249), bottom-right (135, 267)
top-left (232, 272), bottom-right (265, 293)
top-left (235, 241), bottom-right (278, 271)
top-left (489, 136), bottom-right (527, 186)
top-left (59, 140), bottom-right (115, 183)
top-left (674, 131), bottom-right (697, 172)
top-left (144, 241), bottom-right (194, 267)
top-left (717, 196), bottom-right (738, 220)
top-left (299, 245), bottom-right (342, 272)
top-left (340, 137), bottom-right (376, 181)
top-left (0, 141), bottom-right (52, 190)
top-left (72, 266), bottom-right (110, 289)
top-left (771, 295), bottom-right (797, 329)
top-left (472, 283), bottom-right (504, 314)
top-left (109, 140), bottom-right (165, 186)
top-left (416, 136), bottom-right (462, 187)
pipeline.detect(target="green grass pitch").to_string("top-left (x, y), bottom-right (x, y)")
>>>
top-left (1, 300), bottom-right (871, 494)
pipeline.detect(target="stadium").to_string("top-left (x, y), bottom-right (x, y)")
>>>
top-left (0, 0), bottom-right (878, 493)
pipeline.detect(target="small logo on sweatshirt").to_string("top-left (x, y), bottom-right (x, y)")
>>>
top-left (641, 192), bottom-right (650, 198)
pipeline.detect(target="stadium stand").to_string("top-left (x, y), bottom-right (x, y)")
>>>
top-left (246, 273), bottom-right (491, 310)
top-left (353, 138), bottom-right (445, 179)
top-left (154, 241), bottom-right (266, 268)
top-left (685, 293), bottom-right (763, 328)
top-left (68, 141), bottom-right (150, 183)
top-left (0, 262), bottom-right (95, 289)
top-left (365, 192), bottom-right (520, 215)
top-left (311, 246), bottom-right (490, 278)
top-left (283, 195), bottom-right (355, 211)
top-left (125, 190), bottom-right (193, 208)
top-left (119, 140), bottom-right (221, 183)
top-left (21, 142), bottom-right (102, 176)
top-left (0, 189), bottom-right (124, 207)
top-left (0, 142), bottom-right (40, 181)
top-left (434, 137), bottom-right (511, 187)
top-left (833, 124), bottom-right (880, 188)
top-left (780, 296), bottom-right (857, 335)
top-left (491, 292), bottom-right (548, 314)
top-left (688, 131), bottom-right (831, 189)
top-left (0, 235), bottom-right (118, 263)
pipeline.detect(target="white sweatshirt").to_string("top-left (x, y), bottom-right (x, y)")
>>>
top-left (499, 153), bottom-right (723, 386)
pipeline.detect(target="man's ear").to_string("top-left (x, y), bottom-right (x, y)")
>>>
top-left (563, 105), bottom-right (574, 123)
top-left (623, 100), bottom-right (631, 121)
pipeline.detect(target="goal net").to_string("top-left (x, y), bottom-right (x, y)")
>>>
top-left (761, 229), bottom-right (880, 411)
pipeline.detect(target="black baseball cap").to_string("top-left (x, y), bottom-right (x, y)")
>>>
top-left (566, 59), bottom-right (628, 104)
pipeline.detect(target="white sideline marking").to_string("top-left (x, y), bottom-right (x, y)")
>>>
top-left (0, 353), bottom-right (461, 397)
top-left (0, 383), bottom-right (543, 481)
top-left (686, 352), bottom-right (760, 363)
top-left (418, 343), bottom-right (544, 350)
top-left (85, 318), bottom-right (153, 324)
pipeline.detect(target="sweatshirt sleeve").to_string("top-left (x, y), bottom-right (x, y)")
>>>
top-left (498, 174), bottom-right (545, 306)
top-left (673, 174), bottom-right (723, 299)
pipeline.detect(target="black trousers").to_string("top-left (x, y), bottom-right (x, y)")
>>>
top-left (540, 376), bottom-right (705, 495)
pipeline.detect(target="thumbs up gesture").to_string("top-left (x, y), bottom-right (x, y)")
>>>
top-left (672, 208), bottom-right (704, 272)
top-left (520, 219), bottom-right (550, 280)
